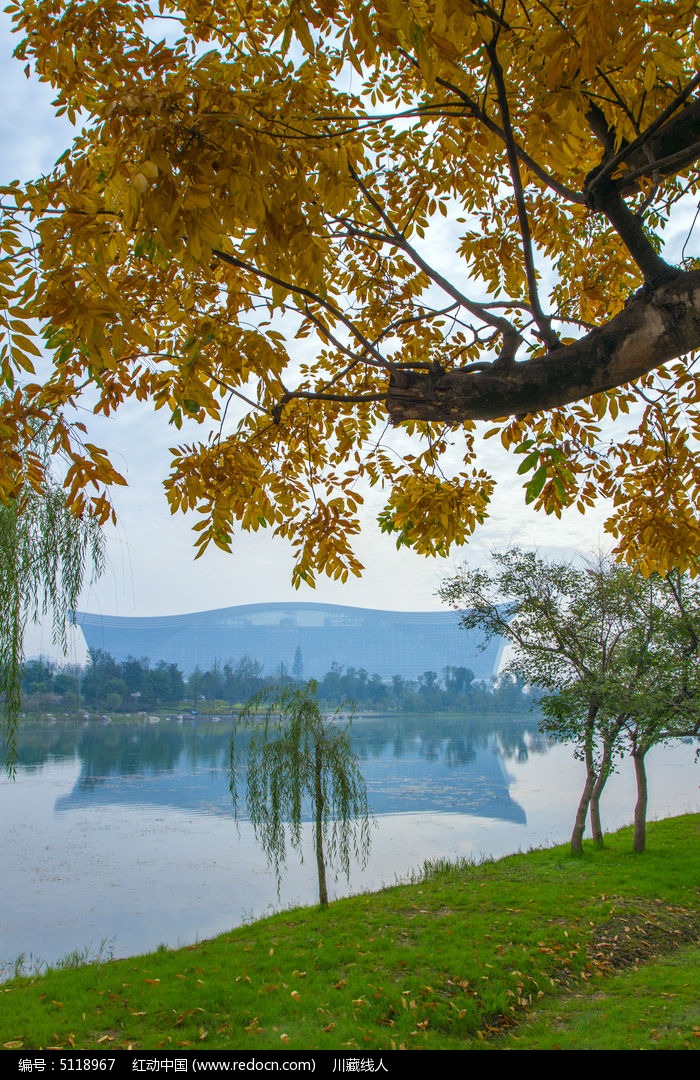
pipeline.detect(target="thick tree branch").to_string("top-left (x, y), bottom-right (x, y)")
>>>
top-left (590, 184), bottom-right (677, 286)
top-left (616, 139), bottom-right (700, 192)
top-left (386, 270), bottom-right (700, 423)
top-left (587, 87), bottom-right (700, 198)
top-left (583, 95), bottom-right (700, 286)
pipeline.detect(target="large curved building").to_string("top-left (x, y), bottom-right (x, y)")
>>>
top-left (74, 602), bottom-right (505, 682)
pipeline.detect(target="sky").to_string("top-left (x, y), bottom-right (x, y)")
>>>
top-left (1, 13), bottom-right (695, 662)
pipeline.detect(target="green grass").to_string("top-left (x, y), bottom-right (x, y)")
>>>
top-left (487, 945), bottom-right (700, 1050)
top-left (2, 815), bottom-right (698, 1052)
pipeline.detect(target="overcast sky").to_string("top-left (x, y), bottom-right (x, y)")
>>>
top-left (2, 14), bottom-right (693, 663)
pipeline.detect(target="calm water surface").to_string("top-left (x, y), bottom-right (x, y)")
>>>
top-left (1, 714), bottom-right (697, 975)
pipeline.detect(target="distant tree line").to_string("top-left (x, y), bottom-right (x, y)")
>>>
top-left (18, 650), bottom-right (537, 716)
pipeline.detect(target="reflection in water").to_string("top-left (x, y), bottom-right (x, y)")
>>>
top-left (47, 715), bottom-right (544, 825)
top-left (1, 715), bottom-right (696, 976)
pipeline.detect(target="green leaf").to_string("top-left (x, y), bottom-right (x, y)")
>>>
top-left (525, 465), bottom-right (547, 504)
top-left (517, 450), bottom-right (540, 475)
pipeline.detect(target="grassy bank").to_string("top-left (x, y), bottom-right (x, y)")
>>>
top-left (2, 815), bottom-right (698, 1051)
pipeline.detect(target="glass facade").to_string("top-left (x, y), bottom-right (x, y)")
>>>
top-left (74, 602), bottom-right (505, 681)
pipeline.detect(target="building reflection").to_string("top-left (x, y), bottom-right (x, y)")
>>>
top-left (22, 715), bottom-right (552, 826)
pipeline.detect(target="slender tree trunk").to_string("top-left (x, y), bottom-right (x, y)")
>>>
top-left (590, 736), bottom-right (615, 847)
top-left (632, 750), bottom-right (648, 854)
top-left (571, 769), bottom-right (595, 854)
top-left (589, 783), bottom-right (604, 847)
top-left (571, 714), bottom-right (598, 854)
top-left (314, 743), bottom-right (329, 907)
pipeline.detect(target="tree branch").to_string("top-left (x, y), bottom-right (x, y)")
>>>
top-left (485, 37), bottom-right (560, 351)
top-left (344, 168), bottom-right (523, 349)
top-left (399, 57), bottom-right (586, 204)
top-left (212, 248), bottom-right (393, 371)
top-left (386, 270), bottom-right (700, 422)
top-left (588, 184), bottom-right (677, 286)
top-left (587, 81), bottom-right (700, 198)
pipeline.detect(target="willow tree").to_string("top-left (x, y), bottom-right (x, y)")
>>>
top-left (0, 454), bottom-right (104, 772)
top-left (230, 682), bottom-right (374, 907)
top-left (1, 1), bottom-right (700, 582)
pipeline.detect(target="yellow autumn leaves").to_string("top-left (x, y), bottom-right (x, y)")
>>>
top-left (0, 0), bottom-right (698, 577)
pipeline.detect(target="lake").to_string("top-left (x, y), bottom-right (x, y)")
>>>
top-left (1, 714), bottom-right (697, 977)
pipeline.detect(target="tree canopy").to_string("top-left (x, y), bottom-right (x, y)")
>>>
top-left (1, 0), bottom-right (700, 582)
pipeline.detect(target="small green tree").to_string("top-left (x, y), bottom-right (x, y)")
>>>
top-left (439, 551), bottom-right (700, 855)
top-left (230, 681), bottom-right (374, 908)
top-left (537, 568), bottom-right (700, 853)
top-left (602, 570), bottom-right (700, 853)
